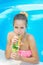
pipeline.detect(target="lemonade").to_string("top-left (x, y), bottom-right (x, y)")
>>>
top-left (12, 35), bottom-right (22, 52)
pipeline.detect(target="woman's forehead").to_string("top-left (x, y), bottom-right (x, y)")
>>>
top-left (14, 19), bottom-right (26, 25)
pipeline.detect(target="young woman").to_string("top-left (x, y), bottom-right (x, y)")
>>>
top-left (5, 12), bottom-right (39, 65)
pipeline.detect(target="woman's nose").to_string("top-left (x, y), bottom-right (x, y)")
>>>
top-left (18, 30), bottom-right (21, 34)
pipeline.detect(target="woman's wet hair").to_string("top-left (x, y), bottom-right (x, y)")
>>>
top-left (13, 13), bottom-right (28, 27)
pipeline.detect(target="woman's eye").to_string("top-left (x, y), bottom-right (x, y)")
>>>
top-left (15, 26), bottom-right (24, 29)
top-left (15, 27), bottom-right (18, 29)
top-left (21, 27), bottom-right (24, 29)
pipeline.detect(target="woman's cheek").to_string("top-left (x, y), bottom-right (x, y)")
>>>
top-left (21, 30), bottom-right (25, 35)
top-left (14, 29), bottom-right (18, 34)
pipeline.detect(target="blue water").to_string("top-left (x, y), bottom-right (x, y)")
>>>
top-left (0, 0), bottom-right (43, 62)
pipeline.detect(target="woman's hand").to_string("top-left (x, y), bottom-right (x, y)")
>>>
top-left (10, 52), bottom-right (16, 59)
top-left (10, 52), bottom-right (21, 60)
top-left (12, 35), bottom-right (18, 44)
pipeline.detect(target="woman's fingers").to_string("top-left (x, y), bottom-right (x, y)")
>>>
top-left (10, 52), bottom-right (16, 59)
top-left (12, 35), bottom-right (18, 43)
top-left (12, 38), bottom-right (18, 43)
top-left (10, 52), bottom-right (20, 60)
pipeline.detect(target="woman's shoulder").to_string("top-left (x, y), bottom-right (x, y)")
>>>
top-left (8, 31), bottom-right (14, 35)
top-left (26, 33), bottom-right (34, 41)
top-left (7, 31), bottom-right (15, 38)
top-left (26, 33), bottom-right (35, 46)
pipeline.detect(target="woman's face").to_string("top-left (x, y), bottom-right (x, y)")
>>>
top-left (14, 19), bottom-right (26, 36)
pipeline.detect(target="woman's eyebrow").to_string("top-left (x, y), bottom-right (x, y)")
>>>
top-left (15, 26), bottom-right (18, 28)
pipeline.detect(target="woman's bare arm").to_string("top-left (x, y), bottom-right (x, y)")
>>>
top-left (5, 33), bottom-right (12, 59)
top-left (20, 35), bottom-right (39, 64)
